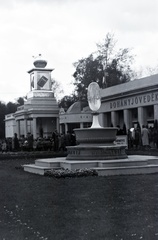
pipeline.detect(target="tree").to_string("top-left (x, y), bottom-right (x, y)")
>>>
top-left (72, 33), bottom-right (135, 100)
top-left (96, 33), bottom-right (135, 86)
top-left (0, 97), bottom-right (27, 139)
top-left (0, 101), bottom-right (6, 138)
top-left (51, 78), bottom-right (63, 100)
top-left (96, 32), bottom-right (116, 87)
top-left (73, 54), bottom-right (103, 100)
top-left (16, 97), bottom-right (25, 106)
top-left (58, 94), bottom-right (78, 111)
top-left (6, 102), bottom-right (17, 114)
top-left (139, 65), bottom-right (158, 78)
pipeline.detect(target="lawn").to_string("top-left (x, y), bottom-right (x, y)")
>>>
top-left (0, 157), bottom-right (158, 240)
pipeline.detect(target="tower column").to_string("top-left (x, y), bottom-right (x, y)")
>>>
top-left (24, 118), bottom-right (27, 137)
top-left (34, 71), bottom-right (38, 90)
top-left (16, 120), bottom-right (20, 138)
top-left (33, 118), bottom-right (37, 139)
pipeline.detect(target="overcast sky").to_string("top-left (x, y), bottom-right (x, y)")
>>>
top-left (0, 0), bottom-right (158, 103)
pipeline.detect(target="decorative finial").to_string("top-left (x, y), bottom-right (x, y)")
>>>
top-left (32, 54), bottom-right (42, 59)
top-left (33, 54), bottom-right (47, 68)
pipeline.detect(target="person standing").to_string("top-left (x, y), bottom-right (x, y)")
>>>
top-left (52, 130), bottom-right (59, 152)
top-left (12, 133), bottom-right (19, 151)
top-left (134, 128), bottom-right (141, 149)
top-left (141, 125), bottom-right (149, 150)
top-left (1, 139), bottom-right (7, 153)
top-left (27, 133), bottom-right (34, 151)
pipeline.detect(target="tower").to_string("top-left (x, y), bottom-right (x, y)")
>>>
top-left (27, 54), bottom-right (54, 98)
top-left (13, 55), bottom-right (59, 139)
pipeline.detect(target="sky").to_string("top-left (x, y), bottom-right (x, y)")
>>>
top-left (0, 0), bottom-right (158, 103)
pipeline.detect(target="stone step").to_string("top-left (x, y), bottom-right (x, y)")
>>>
top-left (35, 158), bottom-right (61, 168)
top-left (98, 159), bottom-right (146, 168)
top-left (23, 155), bottom-right (158, 176)
top-left (61, 156), bottom-right (158, 170)
top-left (94, 164), bottom-right (158, 176)
top-left (23, 164), bottom-right (61, 175)
top-left (97, 158), bottom-right (158, 168)
top-left (98, 156), bottom-right (158, 167)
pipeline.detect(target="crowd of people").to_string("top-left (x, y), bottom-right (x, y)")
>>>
top-left (0, 130), bottom-right (76, 153)
top-left (1, 125), bottom-right (158, 153)
top-left (127, 125), bottom-right (158, 150)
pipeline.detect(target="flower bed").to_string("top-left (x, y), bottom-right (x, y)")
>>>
top-left (44, 168), bottom-right (98, 178)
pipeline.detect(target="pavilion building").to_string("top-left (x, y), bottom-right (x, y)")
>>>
top-left (5, 55), bottom-right (59, 139)
top-left (59, 74), bottom-right (158, 133)
top-left (99, 74), bottom-right (158, 130)
top-left (59, 101), bottom-right (92, 134)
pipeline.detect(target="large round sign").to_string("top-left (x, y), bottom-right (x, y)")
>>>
top-left (87, 82), bottom-right (101, 111)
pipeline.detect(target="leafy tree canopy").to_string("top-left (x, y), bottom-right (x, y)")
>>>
top-left (6, 102), bottom-right (17, 114)
top-left (16, 97), bottom-right (25, 106)
top-left (0, 101), bottom-right (6, 138)
top-left (0, 96), bottom-right (26, 138)
top-left (58, 94), bottom-right (78, 111)
top-left (72, 32), bottom-right (136, 101)
top-left (51, 78), bottom-right (64, 100)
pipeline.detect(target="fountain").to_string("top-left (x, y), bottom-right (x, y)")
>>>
top-left (66, 82), bottom-right (127, 161)
top-left (24, 82), bottom-right (158, 176)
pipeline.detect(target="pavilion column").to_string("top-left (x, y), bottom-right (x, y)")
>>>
top-left (32, 118), bottom-right (37, 139)
top-left (24, 118), bottom-right (27, 137)
top-left (138, 107), bottom-right (146, 128)
top-left (124, 109), bottom-right (130, 131)
top-left (103, 113), bottom-right (108, 127)
top-left (98, 113), bottom-right (104, 127)
top-left (16, 120), bottom-right (20, 138)
top-left (111, 111), bottom-right (117, 127)
top-left (154, 104), bottom-right (158, 121)
top-left (59, 124), bottom-right (62, 134)
top-left (65, 123), bottom-right (68, 133)
top-left (80, 122), bottom-right (83, 128)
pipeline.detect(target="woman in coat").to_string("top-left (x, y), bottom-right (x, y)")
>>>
top-left (141, 125), bottom-right (149, 149)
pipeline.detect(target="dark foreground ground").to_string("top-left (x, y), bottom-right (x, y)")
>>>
top-left (0, 154), bottom-right (158, 240)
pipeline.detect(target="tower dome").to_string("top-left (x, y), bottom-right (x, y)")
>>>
top-left (33, 54), bottom-right (47, 68)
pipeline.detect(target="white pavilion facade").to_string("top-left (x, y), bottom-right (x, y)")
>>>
top-left (5, 55), bottom-right (59, 139)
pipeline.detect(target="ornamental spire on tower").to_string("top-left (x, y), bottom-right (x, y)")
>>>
top-left (32, 54), bottom-right (47, 68)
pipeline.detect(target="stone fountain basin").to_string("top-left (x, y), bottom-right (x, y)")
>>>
top-left (74, 127), bottom-right (118, 144)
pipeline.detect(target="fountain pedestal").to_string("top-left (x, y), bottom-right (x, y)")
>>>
top-left (66, 127), bottom-right (127, 161)
top-left (66, 82), bottom-right (127, 161)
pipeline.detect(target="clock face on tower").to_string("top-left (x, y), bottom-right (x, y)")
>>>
top-left (37, 72), bottom-right (49, 89)
top-left (38, 75), bottom-right (48, 87)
